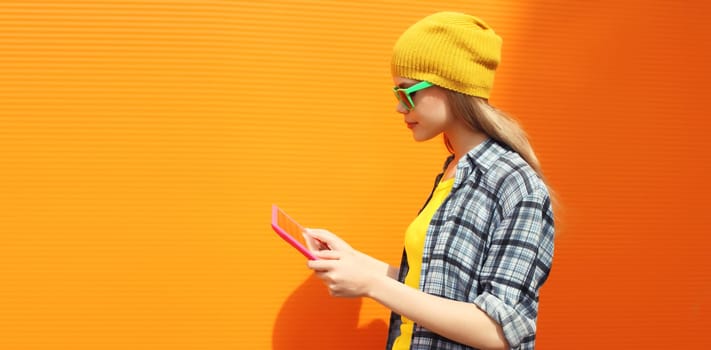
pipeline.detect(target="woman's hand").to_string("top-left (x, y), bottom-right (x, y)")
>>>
top-left (304, 228), bottom-right (389, 298)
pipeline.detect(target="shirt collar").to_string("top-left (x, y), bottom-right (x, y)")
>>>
top-left (442, 138), bottom-right (507, 188)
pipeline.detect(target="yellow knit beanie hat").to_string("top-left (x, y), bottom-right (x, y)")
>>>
top-left (392, 12), bottom-right (502, 99)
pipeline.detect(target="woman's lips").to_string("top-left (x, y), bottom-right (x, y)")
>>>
top-left (406, 122), bottom-right (418, 129)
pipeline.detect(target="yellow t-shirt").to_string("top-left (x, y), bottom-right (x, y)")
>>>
top-left (392, 177), bottom-right (455, 350)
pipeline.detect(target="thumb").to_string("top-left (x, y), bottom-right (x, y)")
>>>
top-left (302, 232), bottom-right (329, 252)
top-left (304, 228), bottom-right (351, 251)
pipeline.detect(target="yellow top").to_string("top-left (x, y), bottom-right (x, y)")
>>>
top-left (392, 177), bottom-right (455, 350)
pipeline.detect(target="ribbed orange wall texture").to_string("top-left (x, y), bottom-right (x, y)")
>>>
top-left (1, 1), bottom-right (709, 349)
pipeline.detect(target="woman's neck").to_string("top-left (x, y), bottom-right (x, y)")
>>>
top-left (441, 128), bottom-right (488, 180)
top-left (446, 128), bottom-right (488, 162)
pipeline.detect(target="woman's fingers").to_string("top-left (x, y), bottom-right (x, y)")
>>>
top-left (306, 251), bottom-right (340, 271)
top-left (314, 249), bottom-right (340, 260)
top-left (302, 233), bottom-right (318, 251)
top-left (306, 252), bottom-right (344, 287)
top-left (303, 228), bottom-right (351, 251)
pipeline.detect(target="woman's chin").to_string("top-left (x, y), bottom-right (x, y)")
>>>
top-left (411, 131), bottom-right (437, 142)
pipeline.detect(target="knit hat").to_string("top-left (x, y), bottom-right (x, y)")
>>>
top-left (391, 12), bottom-right (502, 99)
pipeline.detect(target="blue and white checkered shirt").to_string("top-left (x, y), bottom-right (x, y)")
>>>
top-left (386, 138), bottom-right (555, 350)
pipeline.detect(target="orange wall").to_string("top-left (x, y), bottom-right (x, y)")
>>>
top-left (1, 1), bottom-right (709, 348)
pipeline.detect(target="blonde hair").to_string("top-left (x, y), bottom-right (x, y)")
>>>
top-left (444, 90), bottom-right (552, 192)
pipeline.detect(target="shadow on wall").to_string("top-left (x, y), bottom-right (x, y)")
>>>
top-left (273, 274), bottom-right (388, 349)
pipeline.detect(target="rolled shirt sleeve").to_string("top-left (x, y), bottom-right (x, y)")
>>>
top-left (472, 188), bottom-right (555, 349)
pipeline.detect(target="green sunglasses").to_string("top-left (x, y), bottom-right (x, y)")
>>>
top-left (393, 81), bottom-right (434, 110)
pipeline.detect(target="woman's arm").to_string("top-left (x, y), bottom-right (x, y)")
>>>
top-left (386, 264), bottom-right (399, 279)
top-left (305, 229), bottom-right (508, 350)
top-left (369, 272), bottom-right (509, 350)
top-left (303, 229), bottom-right (399, 280)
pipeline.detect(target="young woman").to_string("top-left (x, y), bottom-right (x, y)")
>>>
top-left (304, 12), bottom-right (555, 350)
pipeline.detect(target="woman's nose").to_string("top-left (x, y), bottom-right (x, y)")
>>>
top-left (396, 102), bottom-right (409, 114)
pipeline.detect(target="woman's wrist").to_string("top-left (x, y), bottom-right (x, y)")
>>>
top-left (365, 270), bottom-right (394, 300)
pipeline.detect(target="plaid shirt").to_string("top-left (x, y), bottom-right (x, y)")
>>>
top-left (386, 138), bottom-right (555, 350)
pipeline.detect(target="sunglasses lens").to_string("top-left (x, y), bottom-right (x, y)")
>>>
top-left (395, 90), bottom-right (414, 109)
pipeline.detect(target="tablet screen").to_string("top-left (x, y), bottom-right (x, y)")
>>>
top-left (271, 205), bottom-right (317, 260)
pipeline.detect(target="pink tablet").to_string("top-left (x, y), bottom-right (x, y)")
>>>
top-left (271, 205), bottom-right (318, 260)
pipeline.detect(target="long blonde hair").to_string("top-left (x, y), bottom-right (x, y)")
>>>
top-left (445, 90), bottom-right (551, 190)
